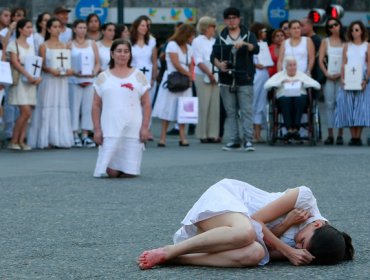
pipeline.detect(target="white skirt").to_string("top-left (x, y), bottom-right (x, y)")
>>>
top-left (172, 179), bottom-right (284, 266)
top-left (94, 137), bottom-right (145, 177)
top-left (152, 71), bottom-right (192, 122)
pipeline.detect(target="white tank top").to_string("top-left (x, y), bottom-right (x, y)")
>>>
top-left (284, 37), bottom-right (308, 72)
top-left (70, 40), bottom-right (95, 84)
top-left (326, 38), bottom-right (343, 74)
top-left (347, 42), bottom-right (368, 72)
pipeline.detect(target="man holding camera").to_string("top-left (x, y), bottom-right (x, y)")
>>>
top-left (212, 7), bottom-right (259, 151)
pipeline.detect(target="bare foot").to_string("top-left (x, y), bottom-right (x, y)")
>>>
top-left (138, 247), bottom-right (167, 269)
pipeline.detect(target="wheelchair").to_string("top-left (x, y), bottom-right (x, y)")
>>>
top-left (266, 87), bottom-right (320, 146)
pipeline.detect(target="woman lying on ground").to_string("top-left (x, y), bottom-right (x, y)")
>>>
top-left (138, 178), bottom-right (354, 269)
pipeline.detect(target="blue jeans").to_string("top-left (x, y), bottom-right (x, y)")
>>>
top-left (220, 85), bottom-right (253, 143)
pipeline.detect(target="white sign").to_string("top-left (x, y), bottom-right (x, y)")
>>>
top-left (344, 64), bottom-right (362, 90)
top-left (22, 56), bottom-right (43, 82)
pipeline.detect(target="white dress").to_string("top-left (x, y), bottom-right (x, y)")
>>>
top-left (131, 37), bottom-right (156, 85)
top-left (93, 69), bottom-right (150, 177)
top-left (173, 178), bottom-right (327, 266)
top-left (27, 45), bottom-right (74, 149)
top-left (96, 40), bottom-right (110, 71)
top-left (7, 41), bottom-right (37, 106)
top-left (152, 41), bottom-right (193, 122)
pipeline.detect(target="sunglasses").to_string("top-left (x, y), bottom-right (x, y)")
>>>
top-left (328, 23), bottom-right (339, 29)
top-left (352, 28), bottom-right (361, 32)
top-left (260, 28), bottom-right (267, 33)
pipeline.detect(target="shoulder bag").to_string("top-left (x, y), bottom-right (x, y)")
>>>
top-left (11, 41), bottom-right (20, 86)
top-left (164, 48), bottom-right (191, 93)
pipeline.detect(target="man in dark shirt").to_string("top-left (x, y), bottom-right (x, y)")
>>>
top-left (211, 7), bottom-right (259, 151)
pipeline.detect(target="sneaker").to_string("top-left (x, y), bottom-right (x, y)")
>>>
top-left (8, 143), bottom-right (21, 150)
top-left (82, 137), bottom-right (96, 148)
top-left (244, 141), bottom-right (255, 152)
top-left (222, 142), bottom-right (241, 151)
top-left (74, 137), bottom-right (83, 148)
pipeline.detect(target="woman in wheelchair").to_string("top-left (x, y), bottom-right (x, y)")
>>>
top-left (264, 56), bottom-right (320, 141)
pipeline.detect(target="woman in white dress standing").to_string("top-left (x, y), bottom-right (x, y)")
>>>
top-left (28, 18), bottom-right (74, 149)
top-left (192, 16), bottom-right (220, 144)
top-left (318, 17), bottom-right (345, 145)
top-left (130, 15), bottom-right (157, 91)
top-left (33, 12), bottom-right (50, 54)
top-left (96, 22), bottom-right (115, 72)
top-left (138, 179), bottom-right (354, 269)
top-left (251, 23), bottom-right (270, 143)
top-left (152, 24), bottom-right (195, 147)
top-left (7, 19), bottom-right (42, 150)
top-left (68, 19), bottom-right (100, 148)
top-left (335, 20), bottom-right (370, 146)
top-left (92, 39), bottom-right (151, 178)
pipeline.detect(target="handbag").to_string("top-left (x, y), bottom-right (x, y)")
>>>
top-left (10, 41), bottom-right (20, 86)
top-left (164, 48), bottom-right (191, 93)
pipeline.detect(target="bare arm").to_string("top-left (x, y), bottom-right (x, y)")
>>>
top-left (270, 208), bottom-right (312, 237)
top-left (306, 37), bottom-right (315, 75)
top-left (151, 46), bottom-right (158, 86)
top-left (341, 43), bottom-right (348, 84)
top-left (318, 39), bottom-right (328, 76)
top-left (92, 41), bottom-right (100, 76)
top-left (169, 52), bottom-right (191, 78)
top-left (251, 188), bottom-right (299, 223)
top-left (139, 91), bottom-right (151, 142)
top-left (92, 91), bottom-right (103, 145)
top-left (277, 42), bottom-right (286, 72)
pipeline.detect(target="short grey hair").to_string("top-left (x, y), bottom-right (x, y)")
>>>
top-left (284, 56), bottom-right (297, 68)
top-left (196, 16), bottom-right (216, 34)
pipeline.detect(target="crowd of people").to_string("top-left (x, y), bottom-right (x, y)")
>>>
top-left (1, 5), bottom-right (370, 176)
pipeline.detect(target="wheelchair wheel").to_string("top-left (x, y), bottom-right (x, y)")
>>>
top-left (309, 101), bottom-right (319, 146)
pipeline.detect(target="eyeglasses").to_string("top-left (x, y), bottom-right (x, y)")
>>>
top-left (328, 23), bottom-right (339, 29)
top-left (226, 16), bottom-right (238, 20)
top-left (282, 26), bottom-right (289, 31)
top-left (352, 28), bottom-right (361, 32)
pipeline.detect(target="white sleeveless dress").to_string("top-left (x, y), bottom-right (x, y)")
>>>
top-left (28, 45), bottom-right (74, 148)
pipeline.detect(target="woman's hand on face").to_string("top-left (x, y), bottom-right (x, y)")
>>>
top-left (285, 247), bottom-right (315, 266)
top-left (283, 208), bottom-right (311, 227)
top-left (93, 129), bottom-right (103, 146)
top-left (140, 127), bottom-right (150, 143)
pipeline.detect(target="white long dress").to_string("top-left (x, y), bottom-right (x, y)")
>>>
top-left (152, 41), bottom-right (193, 122)
top-left (93, 69), bottom-right (150, 177)
top-left (27, 45), bottom-right (74, 148)
top-left (173, 178), bottom-right (327, 266)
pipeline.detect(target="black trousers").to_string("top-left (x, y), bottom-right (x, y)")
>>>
top-left (277, 95), bottom-right (308, 130)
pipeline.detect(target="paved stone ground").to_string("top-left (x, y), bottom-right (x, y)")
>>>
top-left (1, 124), bottom-right (370, 279)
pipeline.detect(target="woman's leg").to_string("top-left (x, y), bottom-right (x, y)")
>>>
top-left (138, 212), bottom-right (257, 269)
top-left (159, 120), bottom-right (169, 144)
top-left (11, 105), bottom-right (32, 144)
top-left (178, 124), bottom-right (188, 143)
top-left (171, 241), bottom-right (265, 267)
top-left (19, 106), bottom-right (32, 144)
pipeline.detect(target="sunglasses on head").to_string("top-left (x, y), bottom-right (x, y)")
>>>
top-left (328, 23), bottom-right (339, 29)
